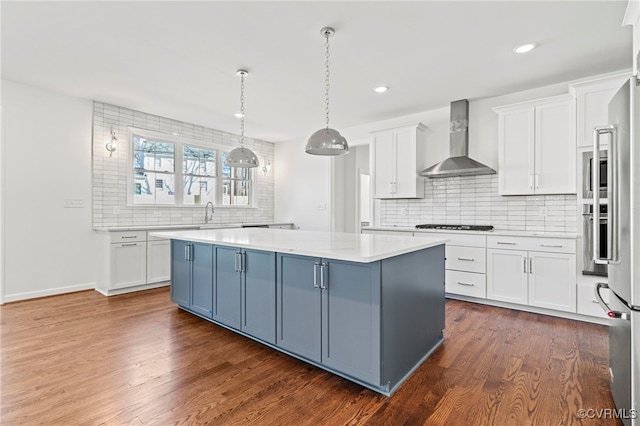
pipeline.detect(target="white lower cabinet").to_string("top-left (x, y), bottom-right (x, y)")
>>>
top-left (487, 249), bottom-right (529, 304)
top-left (146, 238), bottom-right (171, 283)
top-left (577, 282), bottom-right (610, 318)
top-left (110, 241), bottom-right (147, 289)
top-left (487, 236), bottom-right (577, 313)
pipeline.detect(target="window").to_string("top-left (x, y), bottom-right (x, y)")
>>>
top-left (128, 129), bottom-right (254, 207)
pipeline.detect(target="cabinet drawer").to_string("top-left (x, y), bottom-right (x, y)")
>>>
top-left (445, 270), bottom-right (486, 298)
top-left (110, 231), bottom-right (146, 243)
top-left (414, 231), bottom-right (486, 248)
top-left (446, 246), bottom-right (486, 273)
top-left (487, 235), bottom-right (575, 253)
top-left (577, 283), bottom-right (610, 318)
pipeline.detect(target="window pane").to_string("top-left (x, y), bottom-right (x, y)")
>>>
top-left (133, 172), bottom-right (175, 204)
top-left (155, 142), bottom-right (175, 172)
top-left (133, 137), bottom-right (154, 152)
top-left (233, 180), bottom-right (250, 206)
top-left (183, 176), bottom-right (215, 205)
top-left (222, 179), bottom-right (232, 205)
top-left (222, 152), bottom-right (231, 178)
top-left (233, 167), bottom-right (248, 179)
top-left (184, 145), bottom-right (215, 177)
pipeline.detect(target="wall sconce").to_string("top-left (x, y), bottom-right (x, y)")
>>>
top-left (262, 160), bottom-right (271, 176)
top-left (105, 130), bottom-right (117, 157)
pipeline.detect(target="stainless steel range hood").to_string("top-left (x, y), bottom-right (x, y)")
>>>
top-left (419, 99), bottom-right (496, 178)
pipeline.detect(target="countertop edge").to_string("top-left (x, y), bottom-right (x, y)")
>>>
top-left (362, 226), bottom-right (578, 239)
top-left (149, 229), bottom-right (448, 263)
top-left (94, 222), bottom-right (294, 232)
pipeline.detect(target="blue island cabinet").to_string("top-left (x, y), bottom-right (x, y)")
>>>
top-left (171, 240), bottom-right (213, 318)
top-left (213, 246), bottom-right (276, 344)
top-left (276, 254), bottom-right (382, 386)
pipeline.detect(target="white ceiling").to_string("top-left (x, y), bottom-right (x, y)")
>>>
top-left (1, 1), bottom-right (632, 142)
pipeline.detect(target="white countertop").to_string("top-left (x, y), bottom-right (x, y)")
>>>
top-left (363, 226), bottom-right (577, 239)
top-left (94, 222), bottom-right (294, 232)
top-left (150, 228), bottom-right (448, 263)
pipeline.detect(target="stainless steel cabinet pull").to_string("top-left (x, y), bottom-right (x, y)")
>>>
top-left (457, 281), bottom-right (475, 287)
top-left (313, 262), bottom-right (319, 288)
top-left (320, 263), bottom-right (327, 290)
top-left (540, 244), bottom-right (563, 248)
top-left (185, 245), bottom-right (189, 261)
top-left (457, 257), bottom-right (475, 261)
top-left (240, 252), bottom-right (245, 273)
top-left (121, 235), bottom-right (138, 239)
top-left (121, 243), bottom-right (137, 247)
top-left (497, 241), bottom-right (516, 245)
top-left (235, 252), bottom-right (240, 272)
top-left (523, 257), bottom-right (527, 273)
top-left (529, 258), bottom-right (533, 274)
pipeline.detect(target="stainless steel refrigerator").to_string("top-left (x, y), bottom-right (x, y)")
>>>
top-left (594, 75), bottom-right (640, 426)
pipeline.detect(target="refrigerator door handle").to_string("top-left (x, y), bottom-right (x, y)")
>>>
top-left (593, 125), bottom-right (616, 264)
top-left (594, 283), bottom-right (630, 320)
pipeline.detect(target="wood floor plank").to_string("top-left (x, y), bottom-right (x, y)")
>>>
top-left (0, 288), bottom-right (621, 425)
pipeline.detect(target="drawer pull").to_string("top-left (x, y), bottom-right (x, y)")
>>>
top-left (457, 257), bottom-right (475, 262)
top-left (496, 241), bottom-right (516, 245)
top-left (121, 236), bottom-right (138, 239)
top-left (121, 243), bottom-right (138, 247)
top-left (540, 244), bottom-right (563, 248)
top-left (457, 281), bottom-right (475, 287)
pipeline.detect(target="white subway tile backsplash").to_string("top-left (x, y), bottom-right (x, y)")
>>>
top-left (92, 102), bottom-right (274, 228)
top-left (380, 175), bottom-right (578, 232)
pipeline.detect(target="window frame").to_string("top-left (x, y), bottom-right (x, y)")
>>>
top-left (126, 127), bottom-right (256, 208)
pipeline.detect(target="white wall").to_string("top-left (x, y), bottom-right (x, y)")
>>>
top-left (274, 139), bottom-right (331, 230)
top-left (1, 80), bottom-right (96, 302)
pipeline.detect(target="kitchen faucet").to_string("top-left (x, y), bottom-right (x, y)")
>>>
top-left (204, 201), bottom-right (215, 224)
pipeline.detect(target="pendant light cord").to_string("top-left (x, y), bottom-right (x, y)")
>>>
top-left (324, 31), bottom-right (331, 130)
top-left (240, 71), bottom-right (245, 147)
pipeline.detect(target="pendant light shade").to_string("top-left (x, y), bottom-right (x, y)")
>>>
top-left (305, 128), bottom-right (348, 155)
top-left (226, 69), bottom-right (259, 168)
top-left (305, 27), bottom-right (349, 156)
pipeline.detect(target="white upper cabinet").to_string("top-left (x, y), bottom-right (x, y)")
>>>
top-left (371, 123), bottom-right (426, 199)
top-left (569, 73), bottom-right (629, 148)
top-left (494, 95), bottom-right (576, 195)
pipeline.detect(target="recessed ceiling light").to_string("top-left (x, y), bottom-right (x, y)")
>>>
top-left (373, 86), bottom-right (388, 93)
top-left (513, 43), bottom-right (538, 54)
top-left (234, 112), bottom-right (244, 118)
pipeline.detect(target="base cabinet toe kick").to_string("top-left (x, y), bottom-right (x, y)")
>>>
top-left (169, 239), bottom-right (446, 396)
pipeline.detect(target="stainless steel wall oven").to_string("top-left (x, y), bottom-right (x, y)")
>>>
top-left (582, 150), bottom-right (608, 199)
top-left (582, 203), bottom-right (608, 277)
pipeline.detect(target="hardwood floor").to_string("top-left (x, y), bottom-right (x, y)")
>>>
top-left (1, 288), bottom-right (620, 425)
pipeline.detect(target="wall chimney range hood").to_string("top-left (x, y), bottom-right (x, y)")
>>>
top-left (419, 99), bottom-right (496, 178)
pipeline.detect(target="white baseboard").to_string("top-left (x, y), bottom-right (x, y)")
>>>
top-left (95, 281), bottom-right (169, 297)
top-left (2, 281), bottom-right (97, 303)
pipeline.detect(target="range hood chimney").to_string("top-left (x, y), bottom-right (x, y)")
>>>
top-left (419, 99), bottom-right (496, 178)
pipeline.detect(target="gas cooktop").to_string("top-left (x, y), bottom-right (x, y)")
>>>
top-left (415, 224), bottom-right (494, 231)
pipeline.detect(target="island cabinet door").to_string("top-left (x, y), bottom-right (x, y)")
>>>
top-left (241, 249), bottom-right (276, 344)
top-left (213, 246), bottom-right (242, 330)
top-left (170, 240), bottom-right (191, 308)
top-left (276, 253), bottom-right (322, 363)
top-left (321, 260), bottom-right (381, 386)
top-left (190, 243), bottom-right (213, 319)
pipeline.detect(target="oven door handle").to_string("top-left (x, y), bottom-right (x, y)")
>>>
top-left (594, 283), bottom-right (629, 320)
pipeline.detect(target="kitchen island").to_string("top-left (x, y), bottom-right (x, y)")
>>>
top-left (150, 228), bottom-right (447, 396)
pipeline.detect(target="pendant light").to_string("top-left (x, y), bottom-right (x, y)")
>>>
top-left (226, 69), bottom-right (259, 168)
top-left (305, 27), bottom-right (349, 156)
